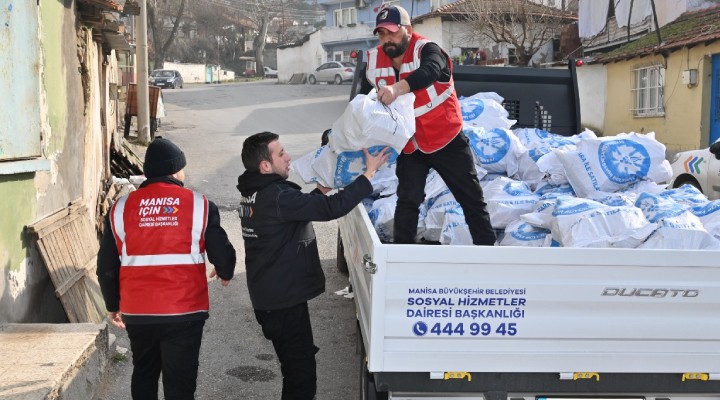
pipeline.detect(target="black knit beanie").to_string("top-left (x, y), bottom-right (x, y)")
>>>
top-left (143, 137), bottom-right (187, 178)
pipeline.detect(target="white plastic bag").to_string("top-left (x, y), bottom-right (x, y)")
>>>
top-left (329, 89), bottom-right (415, 153)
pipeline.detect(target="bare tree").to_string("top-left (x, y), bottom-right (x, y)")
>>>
top-left (147, 0), bottom-right (187, 69)
top-left (454, 0), bottom-right (575, 66)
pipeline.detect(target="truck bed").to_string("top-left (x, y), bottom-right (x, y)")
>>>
top-left (340, 205), bottom-right (720, 395)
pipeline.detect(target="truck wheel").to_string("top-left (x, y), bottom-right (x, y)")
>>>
top-left (359, 335), bottom-right (388, 400)
top-left (673, 176), bottom-right (702, 192)
top-left (337, 229), bottom-right (348, 274)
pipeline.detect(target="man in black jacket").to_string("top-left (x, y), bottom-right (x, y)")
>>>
top-left (97, 137), bottom-right (236, 400)
top-left (237, 131), bottom-right (389, 400)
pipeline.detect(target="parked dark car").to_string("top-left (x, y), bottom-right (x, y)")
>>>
top-left (149, 69), bottom-right (184, 89)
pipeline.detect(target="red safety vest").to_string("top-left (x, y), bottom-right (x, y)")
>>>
top-left (365, 32), bottom-right (463, 154)
top-left (110, 183), bottom-right (209, 316)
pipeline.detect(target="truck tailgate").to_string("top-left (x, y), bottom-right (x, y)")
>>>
top-left (339, 205), bottom-right (720, 375)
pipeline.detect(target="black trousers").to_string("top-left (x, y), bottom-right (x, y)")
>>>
top-left (255, 302), bottom-right (319, 400)
top-left (394, 132), bottom-right (496, 245)
top-left (125, 320), bottom-right (205, 400)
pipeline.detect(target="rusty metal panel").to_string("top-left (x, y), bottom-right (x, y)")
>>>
top-left (0, 1), bottom-right (42, 161)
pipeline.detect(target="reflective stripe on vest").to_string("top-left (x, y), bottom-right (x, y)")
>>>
top-left (366, 38), bottom-right (455, 118)
top-left (112, 191), bottom-right (206, 266)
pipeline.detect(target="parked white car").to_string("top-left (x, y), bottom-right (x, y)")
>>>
top-left (263, 66), bottom-right (277, 78)
top-left (668, 142), bottom-right (720, 199)
top-left (308, 61), bottom-right (355, 85)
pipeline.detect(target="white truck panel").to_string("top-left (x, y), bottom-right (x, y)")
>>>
top-left (340, 206), bottom-right (720, 375)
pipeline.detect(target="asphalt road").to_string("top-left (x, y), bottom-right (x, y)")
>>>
top-left (96, 80), bottom-right (362, 400)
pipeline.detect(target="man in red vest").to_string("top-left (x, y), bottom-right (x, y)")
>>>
top-left (359, 5), bottom-right (496, 245)
top-left (97, 137), bottom-right (236, 400)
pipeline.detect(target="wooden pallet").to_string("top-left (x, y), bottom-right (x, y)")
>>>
top-left (26, 200), bottom-right (105, 323)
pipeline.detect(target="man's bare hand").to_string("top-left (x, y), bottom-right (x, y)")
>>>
top-left (209, 268), bottom-right (231, 287)
top-left (363, 146), bottom-right (391, 180)
top-left (108, 311), bottom-right (125, 329)
top-left (316, 183), bottom-right (332, 194)
top-left (377, 80), bottom-right (410, 105)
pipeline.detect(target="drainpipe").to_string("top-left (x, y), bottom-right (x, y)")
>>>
top-left (137, 0), bottom-right (151, 144)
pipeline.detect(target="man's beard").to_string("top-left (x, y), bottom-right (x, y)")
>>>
top-left (382, 34), bottom-right (410, 58)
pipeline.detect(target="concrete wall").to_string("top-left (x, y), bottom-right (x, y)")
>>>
top-left (278, 25), bottom-right (376, 82)
top-left (0, 1), bottom-right (120, 323)
top-left (603, 43), bottom-right (720, 152)
top-left (163, 62), bottom-right (235, 84)
top-left (576, 63), bottom-right (607, 133)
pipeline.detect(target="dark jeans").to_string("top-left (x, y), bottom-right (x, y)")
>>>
top-left (394, 132), bottom-right (496, 245)
top-left (255, 302), bottom-right (319, 400)
top-left (126, 320), bottom-right (205, 400)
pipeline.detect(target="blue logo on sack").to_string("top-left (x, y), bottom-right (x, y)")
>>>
top-left (334, 146), bottom-right (398, 187)
top-left (691, 200), bottom-right (720, 217)
top-left (598, 139), bottom-right (651, 184)
top-left (461, 99), bottom-right (485, 121)
top-left (503, 181), bottom-right (533, 196)
top-left (635, 193), bottom-right (685, 223)
top-left (510, 222), bottom-right (549, 241)
top-left (468, 128), bottom-right (511, 165)
top-left (552, 198), bottom-right (601, 216)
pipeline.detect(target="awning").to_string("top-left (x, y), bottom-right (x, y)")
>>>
top-left (321, 37), bottom-right (378, 53)
top-left (103, 31), bottom-right (132, 52)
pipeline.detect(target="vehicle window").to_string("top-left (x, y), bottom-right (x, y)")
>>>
top-left (319, 63), bottom-right (330, 70)
top-left (152, 70), bottom-right (174, 77)
top-left (341, 62), bottom-right (356, 68)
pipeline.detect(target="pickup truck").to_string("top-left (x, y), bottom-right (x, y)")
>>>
top-left (340, 61), bottom-right (720, 400)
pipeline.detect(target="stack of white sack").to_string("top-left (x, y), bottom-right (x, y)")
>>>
top-left (296, 88), bottom-right (720, 249)
top-left (291, 89), bottom-right (415, 189)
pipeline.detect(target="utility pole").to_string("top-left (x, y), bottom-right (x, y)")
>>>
top-left (137, 0), bottom-right (151, 144)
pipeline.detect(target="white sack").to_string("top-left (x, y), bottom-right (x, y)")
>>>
top-left (459, 96), bottom-right (515, 131)
top-left (556, 132), bottom-right (673, 198)
top-left (484, 177), bottom-right (540, 229)
top-left (635, 192), bottom-right (720, 249)
top-left (329, 89), bottom-right (415, 153)
top-left (499, 219), bottom-right (553, 247)
top-left (550, 196), bottom-right (657, 248)
top-left (291, 146), bottom-right (327, 184)
top-left (367, 195), bottom-right (398, 243)
top-left (466, 127), bottom-right (526, 176)
top-left (690, 200), bottom-right (720, 240)
top-left (440, 211), bottom-right (473, 246)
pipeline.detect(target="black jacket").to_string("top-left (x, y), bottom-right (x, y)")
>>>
top-left (96, 176), bottom-right (236, 324)
top-left (236, 171), bottom-right (373, 311)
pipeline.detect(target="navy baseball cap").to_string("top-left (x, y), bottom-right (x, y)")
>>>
top-left (374, 5), bottom-right (411, 34)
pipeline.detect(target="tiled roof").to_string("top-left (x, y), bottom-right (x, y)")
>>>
top-left (413, 0), bottom-right (577, 23)
top-left (595, 5), bottom-right (720, 63)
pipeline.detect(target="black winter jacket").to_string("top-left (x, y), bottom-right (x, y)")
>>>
top-left (236, 171), bottom-right (373, 311)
